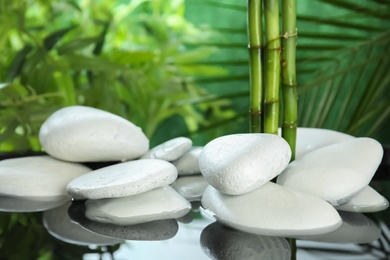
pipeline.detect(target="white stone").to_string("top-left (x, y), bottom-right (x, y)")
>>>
top-left (277, 138), bottom-right (383, 206)
top-left (201, 222), bottom-right (291, 260)
top-left (0, 195), bottom-right (68, 212)
top-left (0, 156), bottom-right (91, 199)
top-left (298, 211), bottom-right (381, 243)
top-left (67, 159), bottom-right (177, 200)
top-left (199, 134), bottom-right (291, 195)
top-left (85, 186), bottom-right (191, 225)
top-left (43, 201), bottom-right (122, 245)
top-left (335, 186), bottom-right (389, 213)
top-left (279, 127), bottom-right (354, 158)
top-left (39, 106), bottom-right (149, 162)
top-left (171, 175), bottom-right (208, 201)
top-left (173, 146), bottom-right (203, 175)
top-left (141, 137), bottom-right (192, 161)
top-left (68, 201), bottom-right (178, 240)
top-left (201, 183), bottom-right (342, 237)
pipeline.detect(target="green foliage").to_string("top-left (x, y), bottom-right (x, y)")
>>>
top-left (0, 0), bottom-right (234, 151)
top-left (184, 0), bottom-right (390, 143)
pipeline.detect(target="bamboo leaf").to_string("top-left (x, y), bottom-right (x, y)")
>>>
top-left (6, 45), bottom-right (33, 82)
top-left (43, 26), bottom-right (77, 51)
top-left (57, 37), bottom-right (100, 55)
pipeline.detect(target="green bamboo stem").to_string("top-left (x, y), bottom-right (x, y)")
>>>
top-left (248, 0), bottom-right (263, 133)
top-left (281, 0), bottom-right (297, 160)
top-left (264, 0), bottom-right (281, 134)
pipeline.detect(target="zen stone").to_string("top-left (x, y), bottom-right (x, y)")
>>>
top-left (68, 201), bottom-right (179, 241)
top-left (39, 106), bottom-right (149, 162)
top-left (67, 159), bottom-right (177, 200)
top-left (335, 186), bottom-right (389, 213)
top-left (277, 138), bottom-right (383, 206)
top-left (0, 196), bottom-right (68, 212)
top-left (43, 201), bottom-right (122, 246)
top-left (173, 146), bottom-right (203, 175)
top-left (279, 127), bottom-right (354, 158)
top-left (141, 137), bottom-right (192, 161)
top-left (199, 134), bottom-right (291, 195)
top-left (171, 175), bottom-right (208, 201)
top-left (201, 182), bottom-right (342, 237)
top-left (201, 222), bottom-right (291, 260)
top-left (298, 211), bottom-right (381, 243)
top-left (0, 156), bottom-right (90, 200)
top-left (85, 186), bottom-right (191, 225)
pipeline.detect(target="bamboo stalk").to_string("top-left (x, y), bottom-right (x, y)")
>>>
top-left (264, 0), bottom-right (281, 134)
top-left (281, 0), bottom-right (297, 160)
top-left (248, 0), bottom-right (263, 133)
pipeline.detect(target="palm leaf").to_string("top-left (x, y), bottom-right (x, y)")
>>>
top-left (184, 0), bottom-right (390, 142)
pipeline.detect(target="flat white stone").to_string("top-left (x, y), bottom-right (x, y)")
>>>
top-left (277, 138), bottom-right (383, 206)
top-left (201, 222), bottom-right (291, 260)
top-left (171, 175), bottom-right (208, 201)
top-left (43, 201), bottom-right (122, 245)
top-left (68, 201), bottom-right (178, 240)
top-left (67, 159), bottom-right (177, 200)
top-left (173, 146), bottom-right (203, 175)
top-left (39, 106), bottom-right (149, 162)
top-left (199, 134), bottom-right (291, 195)
top-left (201, 183), bottom-right (342, 237)
top-left (298, 211), bottom-right (381, 243)
top-left (141, 137), bottom-right (192, 161)
top-left (85, 186), bottom-right (191, 225)
top-left (0, 195), bottom-right (68, 212)
top-left (0, 156), bottom-right (91, 199)
top-left (279, 127), bottom-right (354, 158)
top-left (335, 186), bottom-right (389, 212)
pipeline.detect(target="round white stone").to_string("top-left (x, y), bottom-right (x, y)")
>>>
top-left (43, 201), bottom-right (122, 245)
top-left (173, 146), bottom-right (203, 175)
top-left (85, 186), bottom-right (191, 225)
top-left (200, 221), bottom-right (291, 260)
top-left (0, 156), bottom-right (91, 199)
top-left (201, 183), bottom-right (342, 237)
top-left (277, 138), bottom-right (383, 206)
top-left (67, 159), bottom-right (178, 200)
top-left (141, 137), bottom-right (192, 161)
top-left (279, 127), bottom-right (354, 159)
top-left (68, 201), bottom-right (179, 240)
top-left (199, 134), bottom-right (291, 195)
top-left (335, 186), bottom-right (389, 213)
top-left (39, 106), bottom-right (149, 162)
top-left (298, 211), bottom-right (381, 243)
top-left (171, 175), bottom-right (208, 201)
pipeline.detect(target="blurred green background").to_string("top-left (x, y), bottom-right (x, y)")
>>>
top-left (0, 0), bottom-right (389, 150)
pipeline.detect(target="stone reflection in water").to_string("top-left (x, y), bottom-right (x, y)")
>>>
top-left (43, 201), bottom-right (122, 246)
top-left (200, 221), bottom-right (291, 260)
top-left (0, 195), bottom-right (68, 212)
top-left (68, 201), bottom-right (179, 241)
top-left (298, 211), bottom-right (381, 243)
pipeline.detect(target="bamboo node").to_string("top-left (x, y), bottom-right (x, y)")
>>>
top-left (249, 109), bottom-right (262, 115)
top-left (248, 44), bottom-right (263, 49)
top-left (282, 31), bottom-right (298, 39)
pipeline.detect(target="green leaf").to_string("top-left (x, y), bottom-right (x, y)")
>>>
top-left (43, 26), bottom-right (77, 51)
top-left (57, 37), bottom-right (100, 55)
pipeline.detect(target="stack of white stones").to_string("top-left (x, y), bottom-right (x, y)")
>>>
top-left (0, 106), bottom-right (208, 226)
top-left (0, 105), bottom-right (388, 242)
top-left (200, 130), bottom-right (389, 239)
